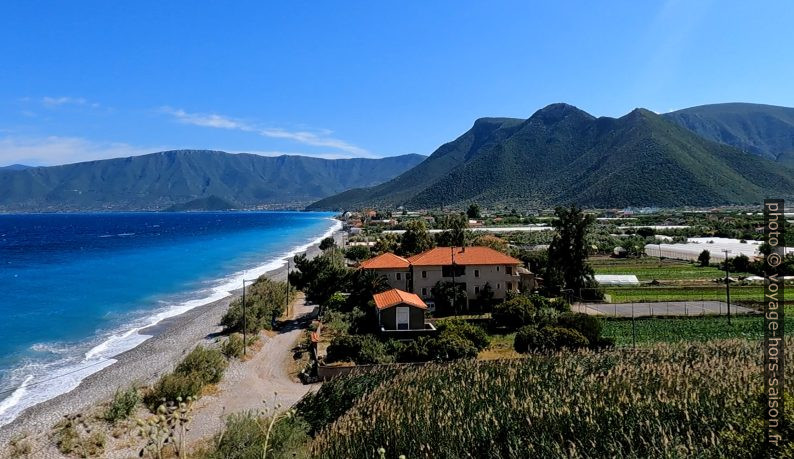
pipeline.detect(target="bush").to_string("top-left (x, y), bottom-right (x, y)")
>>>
top-left (514, 325), bottom-right (590, 353)
top-left (345, 245), bottom-right (371, 262)
top-left (543, 326), bottom-right (589, 349)
top-left (104, 386), bottom-right (139, 423)
top-left (436, 320), bottom-right (490, 350)
top-left (698, 249), bottom-right (711, 267)
top-left (325, 335), bottom-right (391, 365)
top-left (514, 325), bottom-right (547, 353)
top-left (323, 291), bottom-right (349, 313)
top-left (221, 278), bottom-right (291, 333)
top-left (557, 312), bottom-right (603, 344)
top-left (207, 411), bottom-right (310, 459)
top-left (222, 333), bottom-right (257, 359)
top-left (492, 296), bottom-right (535, 330)
top-left (427, 333), bottom-right (478, 361)
top-left (145, 372), bottom-right (204, 408)
top-left (176, 346), bottom-right (227, 385)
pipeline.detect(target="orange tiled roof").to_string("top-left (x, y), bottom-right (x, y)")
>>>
top-left (359, 252), bottom-right (411, 269)
top-left (408, 246), bottom-right (521, 266)
top-left (373, 288), bottom-right (428, 310)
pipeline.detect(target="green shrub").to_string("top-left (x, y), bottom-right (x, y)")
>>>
top-left (221, 333), bottom-right (257, 359)
top-left (145, 372), bottom-right (204, 408)
top-left (514, 325), bottom-right (590, 353)
top-left (104, 386), bottom-right (140, 423)
top-left (543, 326), bottom-right (589, 349)
top-left (222, 333), bottom-right (245, 359)
top-left (428, 333), bottom-right (478, 361)
top-left (207, 411), bottom-right (310, 459)
top-left (176, 346), bottom-right (227, 385)
top-left (436, 320), bottom-right (490, 350)
top-left (557, 312), bottom-right (603, 344)
top-left (492, 296), bottom-right (535, 330)
top-left (345, 245), bottom-right (372, 262)
top-left (323, 292), bottom-right (349, 313)
top-left (514, 325), bottom-right (547, 353)
top-left (221, 278), bottom-right (291, 332)
top-left (395, 337), bottom-right (433, 362)
top-left (325, 335), bottom-right (391, 365)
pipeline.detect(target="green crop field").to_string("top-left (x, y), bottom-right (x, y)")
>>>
top-left (601, 306), bottom-right (794, 345)
top-left (603, 285), bottom-right (761, 302)
top-left (592, 257), bottom-right (749, 281)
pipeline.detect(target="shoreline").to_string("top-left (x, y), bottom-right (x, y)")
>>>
top-left (0, 224), bottom-right (343, 445)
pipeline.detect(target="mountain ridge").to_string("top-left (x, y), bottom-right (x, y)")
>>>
top-left (0, 150), bottom-right (426, 212)
top-left (309, 103), bottom-right (794, 210)
top-left (663, 102), bottom-right (794, 165)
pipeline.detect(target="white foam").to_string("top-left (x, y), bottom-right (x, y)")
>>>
top-left (0, 217), bottom-right (341, 428)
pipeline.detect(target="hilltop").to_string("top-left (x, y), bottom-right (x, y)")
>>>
top-left (309, 103), bottom-right (794, 210)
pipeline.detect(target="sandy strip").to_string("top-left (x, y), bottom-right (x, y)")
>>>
top-left (0, 229), bottom-right (342, 447)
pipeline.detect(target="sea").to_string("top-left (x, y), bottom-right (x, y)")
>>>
top-left (0, 211), bottom-right (339, 427)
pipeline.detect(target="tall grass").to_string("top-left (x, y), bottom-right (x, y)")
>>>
top-left (311, 339), bottom-right (793, 458)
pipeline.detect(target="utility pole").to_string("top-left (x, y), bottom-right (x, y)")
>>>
top-left (451, 246), bottom-right (457, 317)
top-left (242, 279), bottom-right (247, 356)
top-left (723, 249), bottom-right (732, 325)
top-left (285, 259), bottom-right (291, 318)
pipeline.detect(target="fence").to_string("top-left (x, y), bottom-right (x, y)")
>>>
top-left (574, 287), bottom-right (768, 348)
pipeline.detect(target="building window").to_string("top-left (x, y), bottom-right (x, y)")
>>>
top-left (497, 266), bottom-right (501, 272)
top-left (396, 272), bottom-right (402, 280)
top-left (442, 265), bottom-right (466, 277)
top-left (474, 286), bottom-right (480, 294)
top-left (422, 270), bottom-right (427, 278)
top-left (506, 266), bottom-right (513, 275)
top-left (421, 287), bottom-right (427, 296)
top-left (474, 269), bottom-right (480, 278)
top-left (497, 283), bottom-right (501, 289)
top-left (507, 282), bottom-right (513, 291)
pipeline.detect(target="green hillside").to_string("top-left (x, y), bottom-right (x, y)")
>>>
top-left (0, 150), bottom-right (425, 211)
top-left (664, 102), bottom-right (794, 163)
top-left (309, 103), bottom-right (794, 210)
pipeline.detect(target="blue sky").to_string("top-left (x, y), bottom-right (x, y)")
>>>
top-left (1, 1), bottom-right (793, 166)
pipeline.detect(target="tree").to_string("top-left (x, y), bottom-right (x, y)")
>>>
top-left (345, 245), bottom-right (371, 262)
top-left (472, 234), bottom-right (508, 253)
top-left (466, 203), bottom-right (481, 219)
top-left (319, 237), bottom-right (336, 251)
top-left (430, 281), bottom-right (467, 316)
top-left (477, 282), bottom-right (495, 308)
top-left (289, 251), bottom-right (350, 305)
top-left (398, 220), bottom-right (435, 256)
top-left (373, 233), bottom-right (399, 254)
top-left (547, 206), bottom-right (597, 295)
top-left (435, 213), bottom-right (468, 247)
top-left (698, 250), bottom-right (710, 267)
top-left (348, 269), bottom-right (391, 310)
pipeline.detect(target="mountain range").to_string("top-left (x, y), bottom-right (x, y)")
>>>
top-left (663, 103), bottom-right (794, 165)
top-left (0, 151), bottom-right (425, 211)
top-left (3, 102), bottom-right (793, 212)
top-left (308, 103), bottom-right (794, 210)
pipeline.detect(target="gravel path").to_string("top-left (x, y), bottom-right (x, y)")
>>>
top-left (184, 295), bottom-right (319, 444)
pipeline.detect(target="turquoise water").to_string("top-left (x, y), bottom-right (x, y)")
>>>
top-left (0, 211), bottom-right (337, 426)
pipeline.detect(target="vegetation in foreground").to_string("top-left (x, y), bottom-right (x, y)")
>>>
top-left (308, 338), bottom-right (794, 458)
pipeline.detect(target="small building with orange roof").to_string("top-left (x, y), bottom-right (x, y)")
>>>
top-left (373, 288), bottom-right (436, 334)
